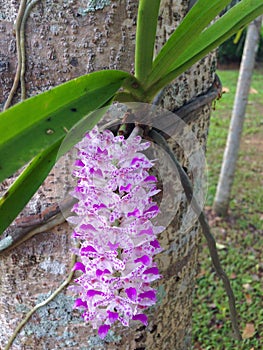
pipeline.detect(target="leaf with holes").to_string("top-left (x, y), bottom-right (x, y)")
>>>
top-left (0, 70), bottom-right (131, 183)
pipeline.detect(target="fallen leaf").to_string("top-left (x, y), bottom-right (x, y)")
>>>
top-left (230, 273), bottom-right (237, 280)
top-left (216, 242), bottom-right (227, 250)
top-left (222, 86), bottom-right (230, 93)
top-left (242, 283), bottom-right (252, 291)
top-left (251, 274), bottom-right (260, 281)
top-left (196, 269), bottom-right (206, 278)
top-left (250, 87), bottom-right (258, 94)
top-left (244, 293), bottom-right (252, 305)
top-left (242, 323), bottom-right (255, 339)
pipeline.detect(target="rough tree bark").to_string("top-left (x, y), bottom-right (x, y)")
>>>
top-left (0, 1), bottom-right (216, 349)
top-left (213, 16), bottom-right (262, 216)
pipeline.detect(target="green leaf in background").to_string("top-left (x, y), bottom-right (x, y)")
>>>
top-left (0, 70), bottom-right (131, 183)
top-left (0, 140), bottom-right (61, 235)
top-left (144, 0), bottom-right (232, 88)
top-left (233, 28), bottom-right (244, 44)
top-left (135, 0), bottom-right (161, 82)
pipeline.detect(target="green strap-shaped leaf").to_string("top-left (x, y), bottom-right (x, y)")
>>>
top-left (0, 140), bottom-right (61, 235)
top-left (167, 0), bottom-right (263, 74)
top-left (135, 0), bottom-right (161, 82)
top-left (0, 70), bottom-right (131, 182)
top-left (144, 0), bottom-right (232, 88)
top-left (145, 0), bottom-right (263, 99)
top-left (0, 105), bottom-right (109, 235)
top-left (0, 103), bottom-right (113, 236)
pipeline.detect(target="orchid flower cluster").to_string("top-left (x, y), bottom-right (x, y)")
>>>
top-left (68, 126), bottom-right (164, 339)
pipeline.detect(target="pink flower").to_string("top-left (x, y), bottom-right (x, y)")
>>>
top-left (68, 126), bottom-right (163, 339)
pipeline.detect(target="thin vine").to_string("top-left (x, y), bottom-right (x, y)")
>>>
top-left (4, 246), bottom-right (79, 350)
top-left (3, 0), bottom-right (41, 110)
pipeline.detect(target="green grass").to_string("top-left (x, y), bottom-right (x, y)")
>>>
top-left (193, 69), bottom-right (263, 350)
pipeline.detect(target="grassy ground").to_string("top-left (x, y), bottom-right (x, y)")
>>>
top-left (192, 69), bottom-right (263, 350)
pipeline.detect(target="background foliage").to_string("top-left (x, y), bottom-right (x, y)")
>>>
top-left (218, 27), bottom-right (263, 64)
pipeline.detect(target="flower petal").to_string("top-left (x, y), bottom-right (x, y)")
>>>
top-left (125, 287), bottom-right (137, 301)
top-left (134, 255), bottom-right (151, 265)
top-left (138, 291), bottom-right (156, 301)
top-left (73, 262), bottom-right (86, 273)
top-left (74, 298), bottom-right (88, 309)
top-left (98, 324), bottom-right (110, 339)
top-left (87, 290), bottom-right (104, 297)
top-left (107, 310), bottom-right (119, 323)
top-left (132, 313), bottom-right (148, 326)
top-left (143, 267), bottom-right (159, 275)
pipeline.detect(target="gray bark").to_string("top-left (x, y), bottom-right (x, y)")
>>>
top-left (213, 16), bottom-right (262, 216)
top-left (0, 1), bottom-right (216, 349)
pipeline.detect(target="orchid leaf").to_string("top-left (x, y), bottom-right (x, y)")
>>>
top-left (135, 0), bottom-right (161, 82)
top-left (0, 103), bottom-right (112, 236)
top-left (0, 140), bottom-right (61, 235)
top-left (0, 70), bottom-right (131, 183)
top-left (144, 0), bottom-right (263, 99)
top-left (166, 0), bottom-right (263, 75)
top-left (144, 0), bottom-right (232, 88)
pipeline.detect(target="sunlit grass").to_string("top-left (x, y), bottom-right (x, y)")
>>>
top-left (193, 69), bottom-right (263, 349)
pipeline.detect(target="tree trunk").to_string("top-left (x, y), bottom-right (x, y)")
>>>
top-left (0, 1), bottom-right (216, 349)
top-left (213, 16), bottom-right (262, 216)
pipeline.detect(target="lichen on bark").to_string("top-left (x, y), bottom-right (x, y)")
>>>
top-left (78, 0), bottom-right (112, 14)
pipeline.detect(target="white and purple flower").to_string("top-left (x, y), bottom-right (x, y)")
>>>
top-left (68, 126), bottom-right (163, 339)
